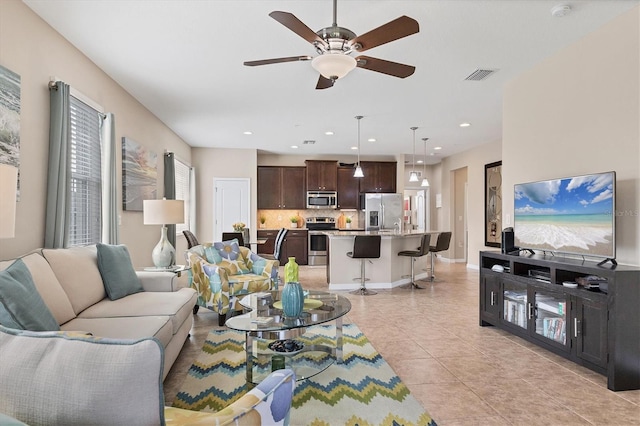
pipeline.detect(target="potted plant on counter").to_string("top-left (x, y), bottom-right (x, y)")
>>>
top-left (259, 214), bottom-right (266, 229)
top-left (345, 217), bottom-right (352, 229)
top-left (290, 216), bottom-right (298, 228)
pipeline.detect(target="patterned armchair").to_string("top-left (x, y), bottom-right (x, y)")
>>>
top-left (186, 239), bottom-right (279, 325)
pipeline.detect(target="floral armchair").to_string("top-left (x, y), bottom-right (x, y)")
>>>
top-left (186, 239), bottom-right (279, 325)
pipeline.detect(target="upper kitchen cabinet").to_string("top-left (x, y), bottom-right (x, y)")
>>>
top-left (257, 166), bottom-right (306, 209)
top-left (359, 161), bottom-right (397, 193)
top-left (305, 160), bottom-right (337, 191)
top-left (337, 166), bottom-right (360, 209)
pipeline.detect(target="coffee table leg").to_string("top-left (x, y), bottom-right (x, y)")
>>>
top-left (246, 332), bottom-right (253, 383)
top-left (336, 317), bottom-right (343, 363)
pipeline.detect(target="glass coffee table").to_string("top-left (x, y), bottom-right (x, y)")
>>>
top-left (225, 289), bottom-right (351, 384)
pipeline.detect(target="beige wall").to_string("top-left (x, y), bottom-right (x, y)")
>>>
top-left (438, 140), bottom-right (502, 267)
top-left (503, 6), bottom-right (639, 266)
top-left (191, 148), bottom-right (258, 243)
top-left (0, 0), bottom-right (192, 267)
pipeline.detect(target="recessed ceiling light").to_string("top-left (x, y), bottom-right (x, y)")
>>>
top-left (434, 146), bottom-right (442, 150)
top-left (368, 138), bottom-right (376, 142)
top-left (325, 131), bottom-right (334, 136)
top-left (243, 131), bottom-right (253, 135)
top-left (417, 160), bottom-right (424, 164)
top-left (351, 146), bottom-right (358, 150)
top-left (551, 4), bottom-right (571, 18)
top-left (291, 145), bottom-right (299, 149)
top-left (459, 123), bottom-right (471, 128)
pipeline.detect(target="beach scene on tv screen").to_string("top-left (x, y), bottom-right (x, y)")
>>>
top-left (514, 172), bottom-right (614, 257)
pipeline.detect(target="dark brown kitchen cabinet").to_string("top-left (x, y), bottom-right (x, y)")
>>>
top-left (257, 167), bottom-right (306, 209)
top-left (281, 229), bottom-right (308, 265)
top-left (305, 160), bottom-right (337, 191)
top-left (337, 166), bottom-right (360, 209)
top-left (359, 161), bottom-right (397, 193)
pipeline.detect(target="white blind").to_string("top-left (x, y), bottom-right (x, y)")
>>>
top-left (174, 157), bottom-right (191, 234)
top-left (69, 95), bottom-right (102, 246)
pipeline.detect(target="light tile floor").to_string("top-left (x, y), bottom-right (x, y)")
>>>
top-left (163, 262), bottom-right (640, 425)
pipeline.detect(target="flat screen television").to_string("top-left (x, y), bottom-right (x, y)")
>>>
top-left (514, 171), bottom-right (615, 261)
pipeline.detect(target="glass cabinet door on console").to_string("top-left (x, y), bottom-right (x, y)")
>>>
top-left (502, 278), bottom-right (527, 330)
top-left (532, 287), bottom-right (569, 351)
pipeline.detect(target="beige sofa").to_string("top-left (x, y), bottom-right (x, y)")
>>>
top-left (0, 245), bottom-right (197, 379)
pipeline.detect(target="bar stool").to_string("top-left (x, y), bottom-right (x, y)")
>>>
top-left (347, 235), bottom-right (381, 296)
top-left (428, 232), bottom-right (452, 281)
top-left (397, 233), bottom-right (431, 289)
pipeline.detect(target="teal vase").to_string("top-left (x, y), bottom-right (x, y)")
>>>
top-left (284, 257), bottom-right (299, 283)
top-left (281, 281), bottom-right (304, 318)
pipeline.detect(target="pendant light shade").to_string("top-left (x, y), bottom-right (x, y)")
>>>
top-left (354, 115), bottom-right (364, 178)
top-left (408, 127), bottom-right (419, 182)
top-left (421, 137), bottom-right (430, 187)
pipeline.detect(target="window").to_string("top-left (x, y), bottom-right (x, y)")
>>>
top-left (174, 157), bottom-right (192, 234)
top-left (68, 95), bottom-right (102, 246)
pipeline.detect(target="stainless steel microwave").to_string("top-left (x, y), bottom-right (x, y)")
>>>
top-left (306, 191), bottom-right (337, 209)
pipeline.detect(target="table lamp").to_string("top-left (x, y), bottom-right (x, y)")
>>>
top-left (0, 164), bottom-right (18, 239)
top-left (143, 199), bottom-right (185, 268)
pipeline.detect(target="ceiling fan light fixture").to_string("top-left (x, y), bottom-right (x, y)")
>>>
top-left (312, 54), bottom-right (357, 80)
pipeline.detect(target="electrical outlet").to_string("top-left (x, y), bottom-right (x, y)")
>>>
top-left (277, 215), bottom-right (282, 221)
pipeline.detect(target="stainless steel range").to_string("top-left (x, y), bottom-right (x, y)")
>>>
top-left (306, 217), bottom-right (337, 266)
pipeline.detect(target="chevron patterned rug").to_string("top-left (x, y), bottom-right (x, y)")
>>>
top-left (172, 323), bottom-right (436, 426)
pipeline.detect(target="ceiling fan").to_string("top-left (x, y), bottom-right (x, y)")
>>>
top-left (243, 0), bottom-right (419, 89)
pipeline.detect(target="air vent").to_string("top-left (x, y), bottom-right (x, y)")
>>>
top-left (464, 68), bottom-right (497, 81)
top-left (303, 140), bottom-right (316, 145)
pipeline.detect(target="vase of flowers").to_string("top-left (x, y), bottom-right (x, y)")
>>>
top-left (232, 222), bottom-right (245, 232)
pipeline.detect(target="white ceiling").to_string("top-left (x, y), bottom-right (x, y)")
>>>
top-left (24, 0), bottom-right (638, 164)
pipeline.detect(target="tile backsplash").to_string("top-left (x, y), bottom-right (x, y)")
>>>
top-left (258, 209), bottom-right (361, 229)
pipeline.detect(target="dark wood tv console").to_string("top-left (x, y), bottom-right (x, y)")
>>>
top-left (479, 251), bottom-right (640, 391)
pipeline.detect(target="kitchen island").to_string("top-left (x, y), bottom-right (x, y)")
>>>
top-left (325, 230), bottom-right (441, 291)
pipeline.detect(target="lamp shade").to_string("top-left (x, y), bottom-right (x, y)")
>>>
top-left (0, 164), bottom-right (18, 238)
top-left (312, 54), bottom-right (357, 80)
top-left (143, 199), bottom-right (185, 225)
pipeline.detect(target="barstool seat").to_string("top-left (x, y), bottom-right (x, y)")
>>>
top-left (347, 235), bottom-right (381, 296)
top-left (397, 233), bottom-right (431, 289)
top-left (427, 232), bottom-right (452, 281)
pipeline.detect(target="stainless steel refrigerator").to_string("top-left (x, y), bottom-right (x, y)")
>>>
top-left (364, 193), bottom-right (403, 231)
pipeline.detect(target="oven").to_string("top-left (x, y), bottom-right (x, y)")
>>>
top-left (306, 217), bottom-right (337, 266)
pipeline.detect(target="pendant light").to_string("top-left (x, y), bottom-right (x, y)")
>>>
top-left (354, 115), bottom-right (364, 178)
top-left (421, 137), bottom-right (430, 187)
top-left (408, 127), bottom-right (419, 182)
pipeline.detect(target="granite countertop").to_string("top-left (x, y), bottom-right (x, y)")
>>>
top-left (326, 230), bottom-right (432, 238)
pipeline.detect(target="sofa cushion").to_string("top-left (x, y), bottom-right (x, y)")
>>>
top-left (77, 287), bottom-right (196, 336)
top-left (96, 243), bottom-right (143, 300)
top-left (0, 253), bottom-right (76, 325)
top-left (0, 259), bottom-right (60, 331)
top-left (214, 239), bottom-right (250, 274)
top-left (0, 325), bottom-right (164, 426)
top-left (60, 316), bottom-right (174, 348)
top-left (43, 246), bottom-right (107, 315)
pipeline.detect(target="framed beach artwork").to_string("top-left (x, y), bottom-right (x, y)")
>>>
top-left (0, 64), bottom-right (21, 198)
top-left (122, 137), bottom-right (158, 211)
top-left (484, 161), bottom-right (502, 248)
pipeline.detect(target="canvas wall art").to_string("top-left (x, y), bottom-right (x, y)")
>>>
top-left (122, 137), bottom-right (157, 211)
top-left (0, 64), bottom-right (20, 198)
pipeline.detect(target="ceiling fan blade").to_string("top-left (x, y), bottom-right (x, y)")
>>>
top-left (269, 11), bottom-right (328, 47)
top-left (315, 75), bottom-right (334, 90)
top-left (351, 16), bottom-right (419, 53)
top-left (244, 56), bottom-right (312, 67)
top-left (356, 56), bottom-right (416, 78)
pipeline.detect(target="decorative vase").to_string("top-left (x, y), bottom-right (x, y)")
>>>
top-left (281, 281), bottom-right (304, 318)
top-left (284, 257), bottom-right (299, 283)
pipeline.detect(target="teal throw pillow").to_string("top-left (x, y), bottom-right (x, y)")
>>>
top-left (0, 259), bottom-right (60, 331)
top-left (96, 244), bottom-right (143, 300)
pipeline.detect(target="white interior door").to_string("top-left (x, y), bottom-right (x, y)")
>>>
top-left (214, 178), bottom-right (250, 242)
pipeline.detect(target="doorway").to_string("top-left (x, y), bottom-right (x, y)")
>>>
top-left (403, 188), bottom-right (430, 232)
top-left (214, 178), bottom-right (250, 242)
